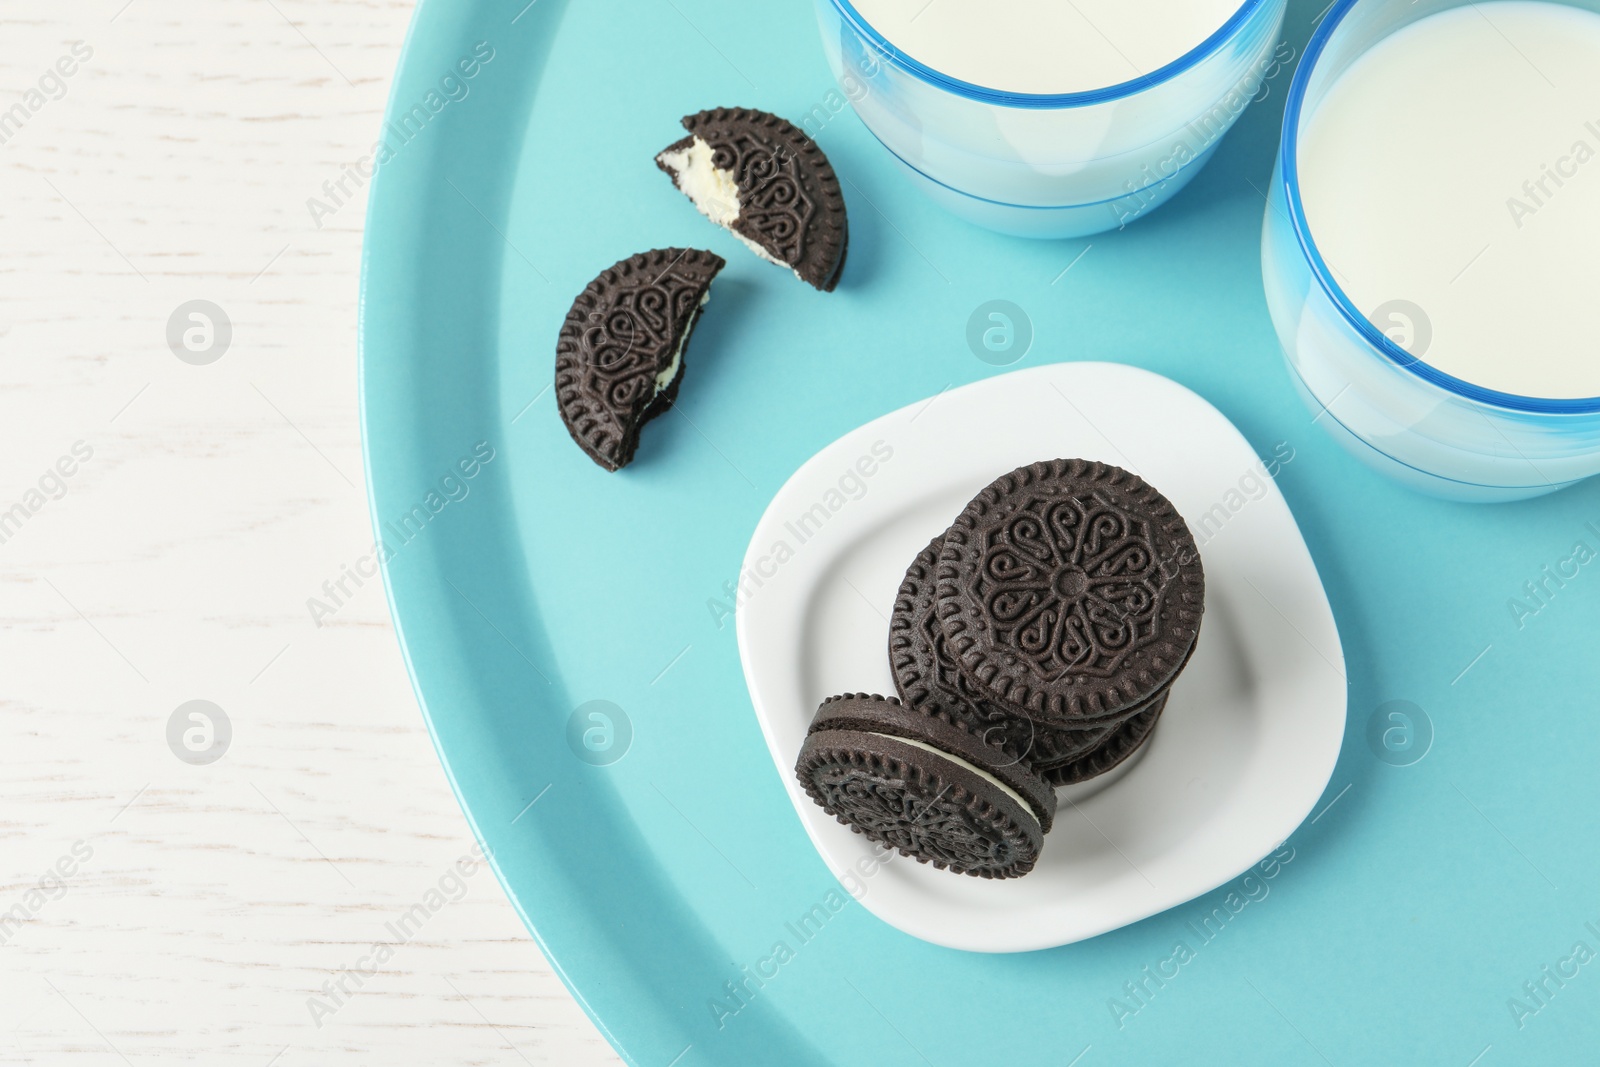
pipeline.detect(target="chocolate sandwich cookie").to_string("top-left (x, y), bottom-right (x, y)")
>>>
top-left (807, 693), bottom-right (1055, 831)
top-left (937, 459), bottom-right (1204, 726)
top-left (1034, 613), bottom-right (1202, 783)
top-left (796, 694), bottom-right (1050, 878)
top-left (1025, 720), bottom-right (1118, 778)
top-left (555, 248), bottom-right (725, 471)
top-left (656, 108), bottom-right (848, 291)
top-left (1040, 690), bottom-right (1167, 786)
top-left (889, 537), bottom-right (1109, 771)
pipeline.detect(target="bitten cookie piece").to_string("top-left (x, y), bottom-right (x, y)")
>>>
top-left (656, 108), bottom-right (848, 291)
top-left (937, 459), bottom-right (1205, 726)
top-left (796, 694), bottom-right (1050, 879)
top-left (555, 248), bottom-right (725, 471)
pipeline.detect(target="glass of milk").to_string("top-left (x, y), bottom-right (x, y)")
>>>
top-left (814, 0), bottom-right (1289, 238)
top-left (1263, 0), bottom-right (1600, 501)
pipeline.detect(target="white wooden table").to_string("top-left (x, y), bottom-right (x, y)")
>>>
top-left (0, 2), bottom-right (619, 1062)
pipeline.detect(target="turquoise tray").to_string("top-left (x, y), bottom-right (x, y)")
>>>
top-left (359, 0), bottom-right (1600, 1062)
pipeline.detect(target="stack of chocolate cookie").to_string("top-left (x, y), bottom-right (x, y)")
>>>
top-left (796, 459), bottom-right (1205, 879)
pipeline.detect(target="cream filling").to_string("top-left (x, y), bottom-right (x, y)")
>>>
top-left (653, 290), bottom-right (709, 398)
top-left (867, 732), bottom-right (1039, 827)
top-left (658, 136), bottom-right (805, 280)
top-left (659, 137), bottom-right (741, 225)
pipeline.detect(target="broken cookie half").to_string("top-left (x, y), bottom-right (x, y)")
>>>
top-left (656, 107), bottom-right (848, 292)
top-left (555, 248), bottom-right (726, 472)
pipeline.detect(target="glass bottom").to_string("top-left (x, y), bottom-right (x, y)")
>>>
top-left (1283, 362), bottom-right (1580, 502)
top-left (877, 134), bottom-right (1222, 239)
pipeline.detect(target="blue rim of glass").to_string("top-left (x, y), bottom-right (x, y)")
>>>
top-left (827, 0), bottom-right (1272, 109)
top-left (1280, 0), bottom-right (1600, 415)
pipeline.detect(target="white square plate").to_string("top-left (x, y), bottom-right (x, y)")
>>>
top-left (736, 362), bottom-right (1346, 953)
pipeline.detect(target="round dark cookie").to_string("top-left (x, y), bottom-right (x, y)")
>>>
top-left (936, 459), bottom-right (1205, 725)
top-left (797, 700), bottom-right (1043, 879)
top-left (554, 248), bottom-right (726, 471)
top-left (889, 537), bottom-right (1110, 771)
top-left (1039, 689), bottom-right (1168, 787)
top-left (657, 108), bottom-right (848, 292)
top-left (808, 693), bottom-right (1053, 831)
top-left (1019, 719), bottom-right (1119, 779)
top-left (1030, 603), bottom-right (1201, 779)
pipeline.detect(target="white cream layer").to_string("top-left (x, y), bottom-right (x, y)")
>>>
top-left (652, 290), bottom-right (710, 399)
top-left (867, 731), bottom-right (1039, 827)
top-left (658, 137), bottom-right (806, 281)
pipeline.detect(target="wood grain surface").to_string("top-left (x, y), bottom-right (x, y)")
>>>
top-left (0, 2), bottom-right (620, 1062)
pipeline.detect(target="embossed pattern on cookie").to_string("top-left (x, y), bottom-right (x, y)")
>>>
top-left (891, 537), bottom-right (1112, 771)
top-left (796, 695), bottom-right (1045, 879)
top-left (656, 108), bottom-right (848, 291)
top-left (937, 459), bottom-right (1204, 724)
top-left (554, 248), bottom-right (725, 471)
